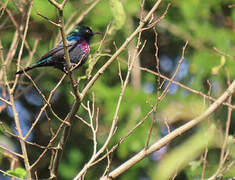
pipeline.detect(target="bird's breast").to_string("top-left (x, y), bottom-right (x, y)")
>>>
top-left (78, 41), bottom-right (90, 54)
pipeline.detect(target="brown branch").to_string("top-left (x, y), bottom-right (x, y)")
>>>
top-left (98, 37), bottom-right (186, 175)
top-left (159, 41), bottom-right (188, 101)
top-left (34, 8), bottom-right (60, 27)
top-left (0, 169), bottom-right (20, 179)
top-left (14, 2), bottom-right (33, 92)
top-left (4, 2), bottom-right (34, 179)
top-left (46, 0), bottom-right (82, 177)
top-left (102, 79), bottom-right (235, 180)
top-left (30, 119), bottom-right (66, 170)
top-left (0, 0), bottom-right (10, 17)
top-left (0, 144), bottom-right (23, 159)
top-left (92, 105), bottom-right (156, 168)
top-left (0, 96), bottom-right (11, 105)
top-left (48, 0), bottom-right (61, 10)
top-left (23, 73), bottom-right (68, 140)
top-left (81, 0), bottom-right (164, 98)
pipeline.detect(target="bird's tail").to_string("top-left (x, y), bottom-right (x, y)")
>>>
top-left (16, 64), bottom-right (39, 74)
top-left (16, 58), bottom-right (52, 75)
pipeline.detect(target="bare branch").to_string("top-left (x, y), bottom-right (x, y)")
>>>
top-left (102, 79), bottom-right (235, 179)
top-left (81, 0), bottom-right (164, 98)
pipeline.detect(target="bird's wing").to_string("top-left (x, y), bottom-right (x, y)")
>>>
top-left (39, 41), bottom-right (77, 61)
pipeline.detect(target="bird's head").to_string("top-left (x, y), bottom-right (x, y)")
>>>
top-left (71, 25), bottom-right (101, 42)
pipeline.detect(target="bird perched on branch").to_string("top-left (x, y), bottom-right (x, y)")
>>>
top-left (16, 25), bottom-right (100, 74)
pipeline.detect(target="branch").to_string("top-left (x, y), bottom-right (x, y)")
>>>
top-left (4, 2), bottom-right (34, 179)
top-left (81, 0), bottom-right (163, 98)
top-left (14, 1), bottom-right (33, 92)
top-left (101, 79), bottom-right (235, 179)
top-left (47, 0), bottom-right (81, 177)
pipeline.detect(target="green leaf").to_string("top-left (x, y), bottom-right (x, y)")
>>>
top-left (6, 168), bottom-right (27, 178)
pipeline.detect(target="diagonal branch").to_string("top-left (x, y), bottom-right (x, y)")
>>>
top-left (101, 79), bottom-right (235, 180)
top-left (81, 0), bottom-right (163, 98)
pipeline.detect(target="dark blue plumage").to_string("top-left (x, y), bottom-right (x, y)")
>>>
top-left (16, 26), bottom-right (100, 74)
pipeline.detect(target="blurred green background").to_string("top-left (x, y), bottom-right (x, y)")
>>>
top-left (0, 0), bottom-right (234, 179)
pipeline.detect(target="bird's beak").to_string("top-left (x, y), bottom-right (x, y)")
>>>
top-left (93, 31), bottom-right (102, 35)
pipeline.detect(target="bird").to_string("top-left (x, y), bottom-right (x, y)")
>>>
top-left (16, 25), bottom-right (100, 74)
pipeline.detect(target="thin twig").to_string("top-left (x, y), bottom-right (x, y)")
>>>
top-left (23, 73), bottom-right (68, 140)
top-left (201, 80), bottom-right (212, 180)
top-left (213, 47), bottom-right (234, 60)
top-left (0, 145), bottom-right (23, 159)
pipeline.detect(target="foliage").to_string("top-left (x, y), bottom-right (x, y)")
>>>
top-left (6, 168), bottom-right (26, 178)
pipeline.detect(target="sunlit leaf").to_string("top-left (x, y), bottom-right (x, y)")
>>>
top-left (6, 168), bottom-right (27, 178)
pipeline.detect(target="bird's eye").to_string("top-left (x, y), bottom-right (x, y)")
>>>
top-left (86, 29), bottom-right (91, 33)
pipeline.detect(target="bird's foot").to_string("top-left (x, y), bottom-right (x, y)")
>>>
top-left (73, 81), bottom-right (79, 88)
top-left (63, 66), bottom-right (69, 74)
